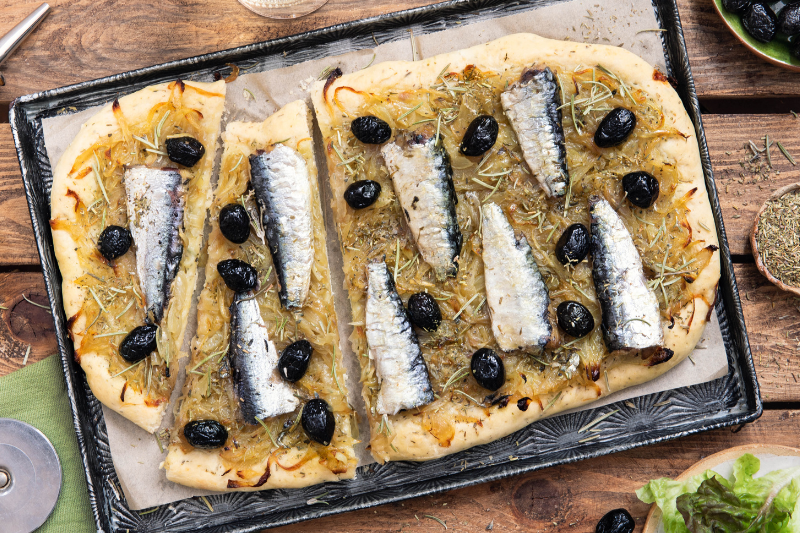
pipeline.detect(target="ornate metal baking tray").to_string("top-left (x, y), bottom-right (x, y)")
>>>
top-left (9, 0), bottom-right (761, 531)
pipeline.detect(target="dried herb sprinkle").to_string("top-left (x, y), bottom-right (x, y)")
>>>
top-left (757, 189), bottom-right (800, 288)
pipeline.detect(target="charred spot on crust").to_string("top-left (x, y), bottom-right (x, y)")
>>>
top-left (66, 189), bottom-right (81, 212)
top-left (227, 468), bottom-right (270, 489)
top-left (112, 99), bottom-right (121, 112)
top-left (645, 347), bottom-right (674, 367)
top-left (491, 394), bottom-right (511, 408)
top-left (517, 397), bottom-right (532, 411)
top-left (323, 67), bottom-right (343, 102)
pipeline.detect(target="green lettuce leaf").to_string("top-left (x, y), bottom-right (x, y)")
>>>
top-left (637, 454), bottom-right (800, 533)
top-left (676, 477), bottom-right (760, 532)
top-left (636, 470), bottom-right (721, 533)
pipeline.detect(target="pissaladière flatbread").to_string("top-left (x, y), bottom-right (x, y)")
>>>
top-left (312, 33), bottom-right (721, 462)
top-left (50, 80), bottom-right (226, 433)
top-left (162, 100), bottom-right (358, 491)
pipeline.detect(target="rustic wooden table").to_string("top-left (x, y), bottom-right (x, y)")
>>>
top-left (1, 0), bottom-right (799, 530)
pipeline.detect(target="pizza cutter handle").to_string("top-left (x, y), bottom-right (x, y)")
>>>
top-left (0, 3), bottom-right (51, 68)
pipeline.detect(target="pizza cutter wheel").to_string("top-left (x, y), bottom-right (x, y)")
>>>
top-left (0, 418), bottom-right (62, 533)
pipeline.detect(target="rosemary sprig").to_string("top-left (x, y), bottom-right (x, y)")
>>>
top-left (453, 293), bottom-right (480, 320)
top-left (93, 330), bottom-right (127, 339)
top-left (256, 417), bottom-right (281, 448)
top-left (425, 515), bottom-right (448, 529)
top-left (777, 141), bottom-right (796, 165)
top-left (397, 102), bottom-right (423, 121)
top-left (22, 294), bottom-right (50, 312)
top-left (453, 389), bottom-right (481, 405)
top-left (442, 366), bottom-right (469, 392)
top-left (91, 153), bottom-right (110, 204)
top-left (543, 391), bottom-right (562, 412)
top-left (200, 496), bottom-right (214, 512)
top-left (109, 360), bottom-right (142, 379)
top-left (578, 409), bottom-right (619, 433)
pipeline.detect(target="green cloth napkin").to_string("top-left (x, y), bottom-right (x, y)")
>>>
top-left (0, 355), bottom-right (94, 532)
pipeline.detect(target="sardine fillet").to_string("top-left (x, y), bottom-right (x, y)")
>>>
top-left (381, 129), bottom-right (462, 280)
top-left (501, 67), bottom-right (568, 197)
top-left (366, 261), bottom-right (434, 415)
top-left (229, 292), bottom-right (299, 423)
top-left (124, 166), bottom-right (185, 324)
top-left (250, 144), bottom-right (314, 310)
top-left (482, 202), bottom-right (552, 352)
top-left (590, 195), bottom-right (663, 352)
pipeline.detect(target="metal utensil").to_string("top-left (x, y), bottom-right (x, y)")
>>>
top-left (0, 3), bottom-right (51, 68)
top-left (0, 418), bottom-right (62, 533)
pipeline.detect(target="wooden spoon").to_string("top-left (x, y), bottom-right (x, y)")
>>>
top-left (750, 182), bottom-right (800, 298)
top-left (642, 444), bottom-right (800, 533)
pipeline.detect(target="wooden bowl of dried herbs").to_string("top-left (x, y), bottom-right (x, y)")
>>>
top-left (751, 183), bottom-right (800, 297)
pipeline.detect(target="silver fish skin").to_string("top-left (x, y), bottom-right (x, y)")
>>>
top-left (365, 261), bottom-right (434, 415)
top-left (124, 166), bottom-right (185, 324)
top-left (229, 291), bottom-right (299, 424)
top-left (250, 144), bottom-right (314, 310)
top-left (380, 126), bottom-right (462, 281)
top-left (589, 195), bottom-right (664, 352)
top-left (500, 67), bottom-right (568, 197)
top-left (481, 202), bottom-right (552, 352)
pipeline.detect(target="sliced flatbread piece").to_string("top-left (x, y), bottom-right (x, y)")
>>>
top-left (50, 80), bottom-right (226, 432)
top-left (312, 33), bottom-right (720, 462)
top-left (163, 100), bottom-right (357, 491)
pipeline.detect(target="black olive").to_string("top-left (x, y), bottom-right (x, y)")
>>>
top-left (97, 225), bottom-right (132, 260)
top-left (278, 340), bottom-right (313, 382)
top-left (183, 420), bottom-right (228, 449)
top-left (742, 2), bottom-right (778, 43)
top-left (622, 171), bottom-right (660, 208)
top-left (471, 348), bottom-right (505, 391)
top-left (594, 108), bottom-right (637, 148)
top-left (407, 292), bottom-right (442, 332)
top-left (218, 203), bottom-right (251, 244)
top-left (555, 223), bottom-right (590, 265)
top-left (351, 116), bottom-right (392, 144)
top-left (721, 0), bottom-right (752, 14)
top-left (459, 115), bottom-right (499, 157)
top-left (217, 259), bottom-right (258, 292)
top-left (165, 136), bottom-right (206, 167)
top-left (596, 509), bottom-right (635, 533)
top-left (779, 2), bottom-right (800, 35)
top-left (344, 180), bottom-right (382, 209)
top-left (556, 301), bottom-right (595, 338)
top-left (302, 399), bottom-right (335, 446)
top-left (119, 324), bottom-right (158, 362)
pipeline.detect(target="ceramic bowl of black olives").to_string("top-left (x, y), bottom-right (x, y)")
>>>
top-left (714, 0), bottom-right (800, 71)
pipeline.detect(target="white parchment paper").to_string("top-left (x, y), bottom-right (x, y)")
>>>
top-left (41, 0), bottom-right (729, 510)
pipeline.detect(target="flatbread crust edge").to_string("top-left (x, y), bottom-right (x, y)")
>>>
top-left (311, 33), bottom-right (721, 462)
top-left (162, 100), bottom-right (358, 492)
top-left (50, 80), bottom-right (227, 433)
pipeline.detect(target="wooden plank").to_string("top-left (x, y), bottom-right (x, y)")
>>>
top-left (0, 271), bottom-right (57, 376)
top-left (735, 263), bottom-right (800, 404)
top-left (677, 0), bottom-right (800, 98)
top-left (266, 409), bottom-right (797, 532)
top-left (0, 0), bottom-right (437, 99)
top-left (704, 113), bottom-right (800, 256)
top-left (0, 124), bottom-right (39, 266)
